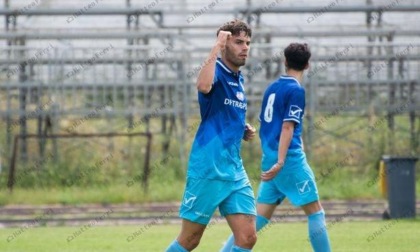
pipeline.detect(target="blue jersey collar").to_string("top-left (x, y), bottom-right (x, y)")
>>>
top-left (216, 58), bottom-right (241, 77)
top-left (280, 75), bottom-right (301, 86)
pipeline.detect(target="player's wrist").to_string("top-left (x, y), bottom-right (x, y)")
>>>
top-left (275, 160), bottom-right (284, 167)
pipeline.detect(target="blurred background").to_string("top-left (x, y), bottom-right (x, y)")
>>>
top-left (0, 0), bottom-right (419, 209)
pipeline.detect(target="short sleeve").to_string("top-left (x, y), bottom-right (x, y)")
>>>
top-left (283, 88), bottom-right (305, 124)
top-left (201, 73), bottom-right (219, 97)
top-left (213, 74), bottom-right (218, 85)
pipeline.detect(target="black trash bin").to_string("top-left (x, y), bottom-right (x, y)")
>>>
top-left (382, 156), bottom-right (418, 219)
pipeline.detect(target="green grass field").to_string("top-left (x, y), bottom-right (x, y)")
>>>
top-left (0, 115), bottom-right (418, 205)
top-left (1, 221), bottom-right (419, 252)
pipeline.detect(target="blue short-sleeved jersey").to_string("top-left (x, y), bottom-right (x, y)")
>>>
top-left (187, 58), bottom-right (248, 181)
top-left (259, 76), bottom-right (305, 170)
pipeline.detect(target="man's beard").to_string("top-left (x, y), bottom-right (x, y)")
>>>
top-left (225, 46), bottom-right (246, 67)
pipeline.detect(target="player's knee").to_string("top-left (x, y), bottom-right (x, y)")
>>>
top-left (185, 239), bottom-right (200, 250)
top-left (248, 232), bottom-right (257, 247)
top-left (179, 231), bottom-right (203, 250)
top-left (235, 231), bottom-right (257, 248)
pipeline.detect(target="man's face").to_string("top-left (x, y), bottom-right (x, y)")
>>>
top-left (224, 31), bottom-right (251, 68)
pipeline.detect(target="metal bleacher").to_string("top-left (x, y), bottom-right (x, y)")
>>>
top-left (0, 0), bottom-right (419, 163)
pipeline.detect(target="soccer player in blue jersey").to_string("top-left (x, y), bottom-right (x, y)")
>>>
top-left (166, 19), bottom-right (257, 252)
top-left (221, 43), bottom-right (331, 252)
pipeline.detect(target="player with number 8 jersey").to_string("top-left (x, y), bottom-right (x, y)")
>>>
top-left (260, 75), bottom-right (306, 169)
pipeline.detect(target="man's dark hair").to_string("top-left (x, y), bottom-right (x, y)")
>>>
top-left (216, 19), bottom-right (252, 38)
top-left (284, 43), bottom-right (311, 71)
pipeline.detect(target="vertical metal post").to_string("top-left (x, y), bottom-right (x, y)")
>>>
top-left (386, 35), bottom-right (395, 154)
top-left (366, 0), bottom-right (374, 100)
top-left (142, 133), bottom-right (152, 192)
top-left (4, 0), bottom-right (10, 33)
top-left (178, 59), bottom-right (188, 172)
top-left (51, 103), bottom-right (59, 162)
top-left (37, 107), bottom-right (44, 157)
top-left (5, 0), bottom-right (12, 160)
top-left (408, 81), bottom-right (417, 152)
top-left (7, 135), bottom-right (19, 192)
top-left (366, 0), bottom-right (380, 153)
top-left (306, 75), bottom-right (315, 159)
top-left (6, 79), bottom-right (12, 163)
top-left (126, 0), bottom-right (134, 131)
top-left (18, 39), bottom-right (28, 163)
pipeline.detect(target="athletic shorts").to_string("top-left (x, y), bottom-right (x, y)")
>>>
top-left (179, 177), bottom-right (256, 225)
top-left (257, 149), bottom-right (319, 207)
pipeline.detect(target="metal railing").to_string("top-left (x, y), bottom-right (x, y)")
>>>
top-left (0, 1), bottom-right (419, 164)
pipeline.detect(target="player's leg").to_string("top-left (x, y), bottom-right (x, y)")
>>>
top-left (301, 200), bottom-right (331, 252)
top-left (281, 150), bottom-right (331, 252)
top-left (256, 203), bottom-right (276, 228)
top-left (255, 176), bottom-right (285, 232)
top-left (166, 219), bottom-right (206, 251)
top-left (219, 178), bottom-right (257, 251)
top-left (225, 214), bottom-right (256, 251)
top-left (220, 204), bottom-right (275, 252)
top-left (167, 177), bottom-right (227, 251)
top-left (253, 179), bottom-right (283, 234)
top-left (220, 178), bottom-right (283, 252)
top-left (300, 168), bottom-right (331, 252)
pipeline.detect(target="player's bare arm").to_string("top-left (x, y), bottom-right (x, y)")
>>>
top-left (261, 121), bottom-right (294, 181)
top-left (196, 31), bottom-right (231, 94)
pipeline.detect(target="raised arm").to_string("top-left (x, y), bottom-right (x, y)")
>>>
top-left (196, 31), bottom-right (231, 94)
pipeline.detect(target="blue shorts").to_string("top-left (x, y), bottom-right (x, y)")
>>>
top-left (179, 177), bottom-right (256, 225)
top-left (257, 149), bottom-right (319, 207)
